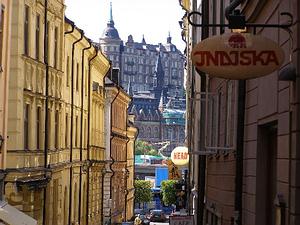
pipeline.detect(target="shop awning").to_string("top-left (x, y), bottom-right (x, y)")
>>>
top-left (0, 201), bottom-right (37, 225)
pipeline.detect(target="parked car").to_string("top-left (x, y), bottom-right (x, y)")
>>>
top-left (148, 209), bottom-right (167, 222)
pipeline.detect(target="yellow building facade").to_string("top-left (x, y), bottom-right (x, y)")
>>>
top-left (0, 0), bottom-right (12, 180)
top-left (7, 0), bottom-right (65, 224)
top-left (6, 0), bottom-right (111, 224)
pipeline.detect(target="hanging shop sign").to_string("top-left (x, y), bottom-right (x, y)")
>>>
top-left (191, 32), bottom-right (285, 79)
top-left (171, 146), bottom-right (189, 166)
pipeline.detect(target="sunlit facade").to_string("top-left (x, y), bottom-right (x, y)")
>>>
top-left (105, 79), bottom-right (132, 224)
top-left (0, 0), bottom-right (11, 190)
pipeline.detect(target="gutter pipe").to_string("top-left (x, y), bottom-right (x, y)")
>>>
top-left (78, 38), bottom-right (92, 223)
top-left (86, 46), bottom-right (98, 225)
top-left (42, 1), bottom-right (48, 224)
top-left (69, 29), bottom-right (84, 225)
top-left (101, 59), bottom-right (111, 225)
top-left (109, 85), bottom-right (120, 223)
top-left (197, 0), bottom-right (209, 224)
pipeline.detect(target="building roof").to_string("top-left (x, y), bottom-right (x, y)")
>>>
top-left (162, 109), bottom-right (186, 126)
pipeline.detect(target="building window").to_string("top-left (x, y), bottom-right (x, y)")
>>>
top-left (55, 110), bottom-right (59, 149)
top-left (54, 27), bottom-right (58, 68)
top-left (75, 116), bottom-right (78, 147)
top-left (0, 5), bottom-right (5, 66)
top-left (24, 5), bottom-right (29, 56)
top-left (76, 63), bottom-right (79, 91)
top-left (46, 21), bottom-right (50, 61)
top-left (153, 77), bottom-right (157, 87)
top-left (65, 114), bottom-right (68, 148)
top-left (85, 68), bottom-right (88, 96)
top-left (66, 56), bottom-right (70, 87)
top-left (24, 104), bottom-right (30, 150)
top-left (36, 107), bottom-right (41, 150)
top-left (35, 14), bottom-right (40, 60)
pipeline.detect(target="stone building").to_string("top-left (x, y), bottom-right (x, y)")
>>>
top-left (99, 4), bottom-right (185, 98)
top-left (99, 4), bottom-right (186, 155)
top-left (185, 0), bottom-right (300, 225)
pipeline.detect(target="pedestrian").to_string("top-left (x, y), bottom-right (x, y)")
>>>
top-left (134, 214), bottom-right (142, 225)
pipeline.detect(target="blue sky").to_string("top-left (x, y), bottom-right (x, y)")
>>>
top-left (64, 0), bottom-right (186, 52)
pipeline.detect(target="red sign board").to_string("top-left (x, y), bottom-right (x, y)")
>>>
top-left (191, 33), bottom-right (285, 79)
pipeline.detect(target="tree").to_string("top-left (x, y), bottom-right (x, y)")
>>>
top-left (135, 139), bottom-right (159, 156)
top-left (161, 180), bottom-right (178, 206)
top-left (134, 180), bottom-right (153, 209)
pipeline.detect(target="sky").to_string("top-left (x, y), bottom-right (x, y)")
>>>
top-left (64, 0), bottom-right (186, 52)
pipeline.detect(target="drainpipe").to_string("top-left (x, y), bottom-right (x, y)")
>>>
top-left (197, 0), bottom-right (209, 224)
top-left (187, 0), bottom-right (196, 215)
top-left (69, 29), bottom-right (84, 225)
top-left (109, 86), bottom-right (120, 223)
top-left (234, 80), bottom-right (245, 225)
top-left (101, 59), bottom-right (111, 225)
top-left (42, 1), bottom-right (48, 224)
top-left (224, 1), bottom-right (244, 224)
top-left (86, 46), bottom-right (98, 225)
top-left (124, 107), bottom-right (131, 221)
top-left (79, 38), bottom-right (92, 223)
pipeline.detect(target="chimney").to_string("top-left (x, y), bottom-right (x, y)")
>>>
top-left (110, 67), bottom-right (120, 85)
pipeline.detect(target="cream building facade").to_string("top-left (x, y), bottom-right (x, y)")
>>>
top-left (7, 0), bottom-right (65, 224)
top-left (0, 0), bottom-right (11, 188)
top-left (5, 0), bottom-right (111, 224)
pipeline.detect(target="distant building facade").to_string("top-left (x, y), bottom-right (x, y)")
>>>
top-left (99, 4), bottom-right (186, 155)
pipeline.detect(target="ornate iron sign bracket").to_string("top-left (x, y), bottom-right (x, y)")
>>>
top-left (188, 10), bottom-right (293, 31)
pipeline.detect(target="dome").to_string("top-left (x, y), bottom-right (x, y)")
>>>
top-left (101, 22), bottom-right (120, 39)
top-left (101, 3), bottom-right (120, 40)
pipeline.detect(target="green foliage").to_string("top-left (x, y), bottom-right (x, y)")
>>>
top-left (135, 139), bottom-right (159, 156)
top-left (161, 180), bottom-right (178, 206)
top-left (134, 180), bottom-right (153, 205)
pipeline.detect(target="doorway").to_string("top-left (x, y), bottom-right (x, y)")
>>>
top-left (256, 122), bottom-right (277, 225)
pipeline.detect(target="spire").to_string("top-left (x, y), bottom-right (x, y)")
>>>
top-left (142, 34), bottom-right (146, 44)
top-left (159, 91), bottom-right (164, 112)
top-left (153, 53), bottom-right (164, 100)
top-left (110, 2), bottom-right (113, 21)
top-left (155, 53), bottom-right (164, 75)
top-left (108, 2), bottom-right (114, 26)
top-left (167, 32), bottom-right (172, 44)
